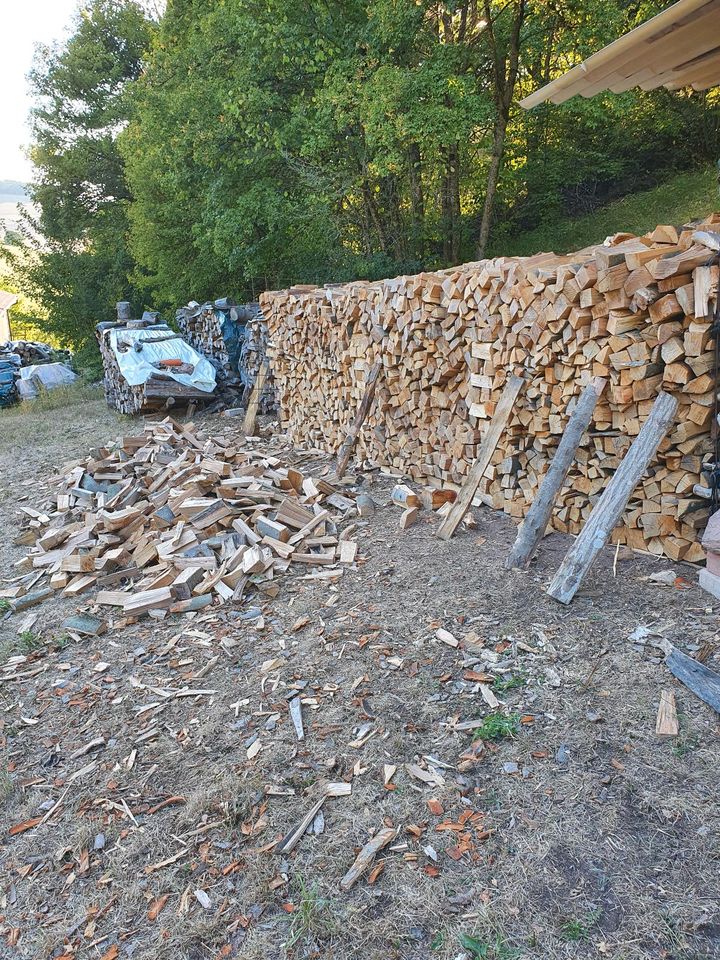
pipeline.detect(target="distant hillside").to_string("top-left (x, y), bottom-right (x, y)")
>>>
top-left (496, 167), bottom-right (720, 258)
top-left (0, 182), bottom-right (31, 237)
top-left (0, 180), bottom-right (28, 201)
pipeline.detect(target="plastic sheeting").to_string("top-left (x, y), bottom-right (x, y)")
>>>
top-left (17, 362), bottom-right (77, 400)
top-left (109, 328), bottom-right (216, 393)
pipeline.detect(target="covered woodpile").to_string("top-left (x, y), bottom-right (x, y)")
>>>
top-left (261, 216), bottom-right (720, 564)
top-left (97, 308), bottom-right (216, 416)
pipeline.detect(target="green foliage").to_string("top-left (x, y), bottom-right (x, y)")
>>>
top-left (20, 0), bottom-right (720, 324)
top-left (560, 909), bottom-right (601, 942)
top-left (497, 166), bottom-right (720, 257)
top-left (286, 877), bottom-right (337, 948)
top-left (18, 631), bottom-right (43, 654)
top-left (473, 712), bottom-right (520, 742)
top-left (12, 1), bottom-right (154, 350)
top-left (0, 599), bottom-right (11, 614)
top-left (492, 673), bottom-right (526, 693)
top-left (458, 933), bottom-right (520, 959)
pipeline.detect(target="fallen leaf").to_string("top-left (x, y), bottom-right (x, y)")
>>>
top-left (148, 894), bottom-right (169, 920)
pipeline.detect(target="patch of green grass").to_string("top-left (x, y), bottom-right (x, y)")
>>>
top-left (286, 877), bottom-right (337, 948)
top-left (560, 909), bottom-right (601, 942)
top-left (492, 673), bottom-right (526, 694)
top-left (458, 933), bottom-right (520, 959)
top-left (54, 632), bottom-right (71, 651)
top-left (672, 733), bottom-right (699, 757)
top-left (497, 166), bottom-right (718, 258)
top-left (5, 382), bottom-right (103, 416)
top-left (472, 712), bottom-right (520, 743)
top-left (18, 630), bottom-right (43, 653)
top-left (0, 598), bottom-right (11, 613)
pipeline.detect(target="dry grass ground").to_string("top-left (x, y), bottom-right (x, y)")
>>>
top-left (1, 393), bottom-right (720, 960)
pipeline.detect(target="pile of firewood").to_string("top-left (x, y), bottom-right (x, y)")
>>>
top-left (97, 323), bottom-right (214, 416)
top-left (176, 299), bottom-right (275, 410)
top-left (176, 300), bottom-right (237, 374)
top-left (261, 216), bottom-right (720, 564)
top-left (0, 340), bottom-right (71, 366)
top-left (3, 419), bottom-right (359, 621)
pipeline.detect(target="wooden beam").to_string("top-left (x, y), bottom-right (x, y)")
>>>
top-left (437, 375), bottom-right (524, 541)
top-left (335, 358), bottom-right (382, 479)
top-left (243, 358), bottom-right (270, 436)
top-left (546, 390), bottom-right (678, 604)
top-left (505, 377), bottom-right (606, 570)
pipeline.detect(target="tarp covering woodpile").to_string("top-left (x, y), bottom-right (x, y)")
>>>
top-left (97, 318), bottom-right (216, 415)
top-left (260, 215), bottom-right (720, 565)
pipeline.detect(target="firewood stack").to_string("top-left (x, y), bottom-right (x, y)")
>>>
top-left (97, 318), bottom-right (215, 416)
top-left (261, 215), bottom-right (720, 564)
top-left (176, 301), bottom-right (234, 373)
top-left (176, 298), bottom-right (275, 410)
top-left (0, 340), bottom-right (71, 366)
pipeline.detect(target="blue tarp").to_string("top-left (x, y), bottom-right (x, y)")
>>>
top-left (0, 354), bottom-right (20, 408)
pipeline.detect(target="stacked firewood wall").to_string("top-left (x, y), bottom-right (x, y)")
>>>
top-left (261, 216), bottom-right (720, 564)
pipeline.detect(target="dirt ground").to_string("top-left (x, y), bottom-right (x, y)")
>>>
top-left (1, 389), bottom-right (720, 960)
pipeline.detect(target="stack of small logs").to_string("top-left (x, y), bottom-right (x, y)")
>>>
top-left (0, 339), bottom-right (71, 366)
top-left (176, 301), bottom-right (235, 373)
top-left (4, 418), bottom-right (359, 620)
top-left (177, 299), bottom-right (275, 410)
top-left (261, 215), bottom-right (720, 564)
top-left (97, 323), bottom-right (212, 416)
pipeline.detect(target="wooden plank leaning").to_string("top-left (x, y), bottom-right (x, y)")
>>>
top-left (437, 374), bottom-right (524, 541)
top-left (505, 377), bottom-right (606, 570)
top-left (336, 358), bottom-right (383, 479)
top-left (243, 358), bottom-right (270, 436)
top-left (546, 390), bottom-right (678, 605)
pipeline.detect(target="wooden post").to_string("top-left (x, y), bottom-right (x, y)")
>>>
top-left (243, 358), bottom-right (270, 436)
top-left (437, 374), bottom-right (524, 541)
top-left (505, 377), bottom-right (606, 570)
top-left (546, 390), bottom-right (678, 604)
top-left (336, 358), bottom-right (382, 478)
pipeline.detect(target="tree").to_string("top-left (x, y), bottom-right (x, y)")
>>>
top-left (13, 0), bottom-right (153, 351)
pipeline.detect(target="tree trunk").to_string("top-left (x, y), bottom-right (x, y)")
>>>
top-left (476, 113), bottom-right (508, 259)
top-left (407, 142), bottom-right (425, 260)
top-left (448, 141), bottom-right (461, 263)
top-left (362, 180), bottom-right (391, 256)
top-left (441, 142), bottom-right (461, 264)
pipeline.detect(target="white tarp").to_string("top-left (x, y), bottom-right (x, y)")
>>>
top-left (109, 328), bottom-right (216, 393)
top-left (18, 362), bottom-right (78, 399)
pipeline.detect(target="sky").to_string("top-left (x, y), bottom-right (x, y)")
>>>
top-left (0, 0), bottom-right (79, 183)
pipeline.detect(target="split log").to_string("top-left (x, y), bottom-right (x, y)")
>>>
top-left (437, 375), bottom-right (524, 541)
top-left (336, 358), bottom-right (382, 478)
top-left (505, 378), bottom-right (606, 569)
top-left (546, 391), bottom-right (678, 604)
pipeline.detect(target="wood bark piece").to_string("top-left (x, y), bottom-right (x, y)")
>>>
top-left (547, 391), bottom-right (678, 604)
top-left (437, 375), bottom-right (524, 541)
top-left (275, 796), bottom-right (327, 854)
top-left (243, 358), bottom-right (270, 436)
top-left (340, 827), bottom-right (396, 891)
top-left (336, 358), bottom-right (382, 478)
top-left (505, 378), bottom-right (606, 569)
top-left (656, 690), bottom-right (679, 735)
top-left (664, 642), bottom-right (720, 715)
